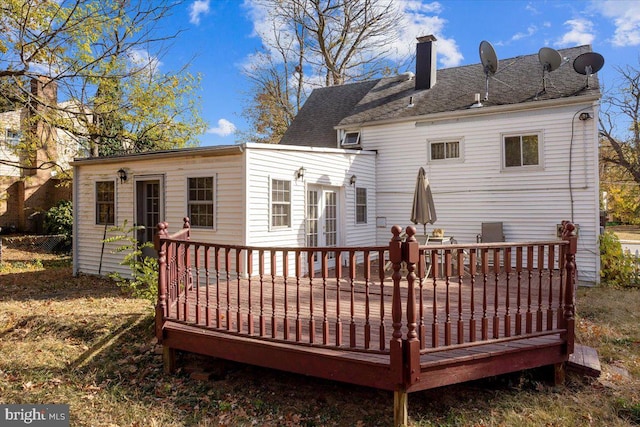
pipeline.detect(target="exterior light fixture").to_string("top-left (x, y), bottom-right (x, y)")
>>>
top-left (350, 174), bottom-right (357, 186)
top-left (296, 166), bottom-right (306, 180)
top-left (579, 112), bottom-right (592, 121)
top-left (117, 168), bottom-right (128, 183)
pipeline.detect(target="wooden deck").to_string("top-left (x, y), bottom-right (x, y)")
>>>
top-left (154, 220), bottom-right (579, 425)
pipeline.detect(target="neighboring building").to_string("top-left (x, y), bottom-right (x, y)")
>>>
top-left (73, 36), bottom-right (601, 285)
top-left (0, 78), bottom-right (74, 233)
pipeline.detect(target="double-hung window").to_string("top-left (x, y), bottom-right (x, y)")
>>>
top-left (356, 187), bottom-right (367, 224)
top-left (271, 179), bottom-right (291, 228)
top-left (503, 133), bottom-right (540, 168)
top-left (188, 176), bottom-right (215, 228)
top-left (96, 181), bottom-right (115, 225)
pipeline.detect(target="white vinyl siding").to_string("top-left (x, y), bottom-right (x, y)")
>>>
top-left (362, 103), bottom-right (600, 285)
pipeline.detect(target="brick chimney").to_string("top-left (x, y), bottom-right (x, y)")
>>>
top-left (415, 35), bottom-right (437, 90)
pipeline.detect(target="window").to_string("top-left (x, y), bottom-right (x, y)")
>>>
top-left (504, 133), bottom-right (540, 168)
top-left (341, 131), bottom-right (360, 146)
top-left (96, 181), bottom-right (115, 225)
top-left (356, 187), bottom-right (367, 224)
top-left (5, 129), bottom-right (21, 147)
top-left (188, 176), bottom-right (214, 228)
top-left (430, 141), bottom-right (460, 161)
top-left (271, 179), bottom-right (291, 228)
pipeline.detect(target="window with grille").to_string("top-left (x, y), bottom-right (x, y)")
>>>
top-left (271, 179), bottom-right (291, 228)
top-left (95, 181), bottom-right (115, 225)
top-left (188, 176), bottom-right (214, 228)
top-left (430, 141), bottom-right (460, 161)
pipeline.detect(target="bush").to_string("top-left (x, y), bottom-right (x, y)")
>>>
top-left (44, 200), bottom-right (73, 251)
top-left (599, 231), bottom-right (640, 288)
top-left (103, 221), bottom-right (158, 305)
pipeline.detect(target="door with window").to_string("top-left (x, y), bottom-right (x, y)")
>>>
top-left (306, 186), bottom-right (339, 270)
top-left (136, 178), bottom-right (162, 258)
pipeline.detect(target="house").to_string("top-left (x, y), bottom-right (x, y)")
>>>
top-left (281, 36), bottom-right (601, 285)
top-left (71, 143), bottom-right (376, 277)
top-left (73, 36), bottom-right (601, 285)
top-left (0, 78), bottom-right (74, 233)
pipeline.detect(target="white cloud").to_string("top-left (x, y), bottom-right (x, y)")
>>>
top-left (511, 25), bottom-right (538, 42)
top-left (207, 119), bottom-right (236, 136)
top-left (591, 0), bottom-right (640, 46)
top-left (127, 49), bottom-right (162, 74)
top-left (189, 0), bottom-right (210, 25)
top-left (556, 19), bottom-right (595, 47)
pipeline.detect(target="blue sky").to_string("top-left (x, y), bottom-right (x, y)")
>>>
top-left (158, 0), bottom-right (640, 146)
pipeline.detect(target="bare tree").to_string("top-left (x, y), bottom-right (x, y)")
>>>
top-left (599, 62), bottom-right (640, 185)
top-left (0, 0), bottom-right (205, 173)
top-left (241, 0), bottom-right (401, 143)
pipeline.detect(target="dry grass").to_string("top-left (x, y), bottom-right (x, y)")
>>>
top-left (0, 249), bottom-right (638, 426)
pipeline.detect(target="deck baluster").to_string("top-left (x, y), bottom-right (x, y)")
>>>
top-left (322, 251), bottom-right (329, 345)
top-left (526, 245), bottom-right (533, 333)
top-left (295, 251), bottom-right (302, 341)
top-left (504, 247), bottom-right (512, 337)
top-left (183, 242), bottom-right (190, 322)
top-left (364, 251), bottom-right (371, 349)
top-left (349, 250), bottom-right (356, 348)
top-left (537, 245), bottom-right (545, 332)
top-left (404, 227), bottom-right (420, 385)
top-left (215, 247), bottom-right (221, 329)
top-left (431, 249), bottom-right (439, 348)
top-left (557, 244), bottom-right (565, 329)
top-left (236, 248), bottom-right (243, 334)
top-left (493, 248), bottom-right (500, 339)
top-left (194, 245), bottom-right (200, 325)
top-left (308, 251), bottom-right (315, 344)
top-left (515, 246), bottom-right (523, 335)
top-left (456, 249), bottom-right (464, 345)
top-left (335, 251), bottom-right (342, 346)
top-left (378, 249), bottom-right (386, 351)
top-left (205, 246), bottom-right (211, 327)
top-left (562, 221), bottom-right (577, 354)
top-left (271, 251), bottom-right (277, 338)
top-left (547, 244), bottom-right (555, 330)
top-left (418, 250), bottom-right (426, 349)
top-left (283, 250), bottom-right (289, 340)
top-left (225, 247), bottom-right (231, 330)
top-left (259, 249), bottom-right (265, 336)
top-left (247, 249), bottom-right (253, 335)
top-left (469, 249), bottom-right (477, 342)
top-left (389, 226), bottom-right (404, 383)
top-left (154, 222), bottom-right (169, 341)
top-left (444, 249), bottom-right (452, 346)
top-left (481, 248), bottom-right (488, 341)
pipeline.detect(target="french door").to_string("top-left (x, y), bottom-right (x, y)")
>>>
top-left (136, 178), bottom-right (162, 258)
top-left (306, 186), bottom-right (339, 270)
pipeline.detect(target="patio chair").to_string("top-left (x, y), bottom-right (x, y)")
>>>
top-left (476, 222), bottom-right (505, 243)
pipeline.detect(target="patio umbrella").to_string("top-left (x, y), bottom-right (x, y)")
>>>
top-left (410, 167), bottom-right (437, 235)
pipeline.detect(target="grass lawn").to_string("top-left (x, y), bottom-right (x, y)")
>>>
top-left (1, 248), bottom-right (639, 426)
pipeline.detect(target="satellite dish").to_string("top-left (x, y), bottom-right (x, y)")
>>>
top-left (573, 52), bottom-right (604, 88)
top-left (479, 40), bottom-right (498, 101)
top-left (479, 41), bottom-right (498, 75)
top-left (573, 52), bottom-right (604, 75)
top-left (539, 47), bottom-right (562, 72)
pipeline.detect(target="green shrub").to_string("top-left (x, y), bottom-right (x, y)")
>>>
top-left (43, 200), bottom-right (73, 251)
top-left (599, 231), bottom-right (640, 288)
top-left (104, 221), bottom-right (158, 305)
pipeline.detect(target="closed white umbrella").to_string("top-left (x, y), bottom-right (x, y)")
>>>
top-left (410, 167), bottom-right (437, 235)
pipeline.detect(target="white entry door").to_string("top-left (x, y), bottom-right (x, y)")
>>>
top-left (306, 186), bottom-right (339, 270)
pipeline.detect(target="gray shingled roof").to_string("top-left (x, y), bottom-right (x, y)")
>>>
top-left (279, 80), bottom-right (379, 147)
top-left (280, 44), bottom-right (601, 147)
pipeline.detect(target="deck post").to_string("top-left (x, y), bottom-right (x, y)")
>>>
top-left (403, 226), bottom-right (421, 387)
top-left (154, 222), bottom-right (169, 343)
top-left (389, 225), bottom-right (404, 385)
top-left (393, 389), bottom-right (408, 427)
top-left (561, 221), bottom-right (577, 355)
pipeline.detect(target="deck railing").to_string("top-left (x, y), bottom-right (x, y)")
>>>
top-left (155, 219), bottom-right (577, 363)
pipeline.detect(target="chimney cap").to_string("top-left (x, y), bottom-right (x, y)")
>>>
top-left (417, 35), bottom-right (437, 43)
